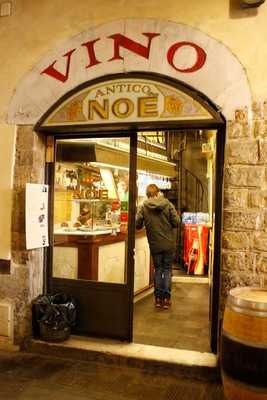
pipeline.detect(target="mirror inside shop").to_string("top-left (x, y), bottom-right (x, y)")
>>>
top-left (53, 130), bottom-right (216, 288)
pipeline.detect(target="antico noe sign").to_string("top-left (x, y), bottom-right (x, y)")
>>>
top-left (43, 78), bottom-right (212, 126)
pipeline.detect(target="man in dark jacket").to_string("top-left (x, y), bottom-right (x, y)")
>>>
top-left (136, 184), bottom-right (179, 309)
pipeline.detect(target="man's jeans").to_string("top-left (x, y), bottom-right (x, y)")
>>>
top-left (152, 250), bottom-right (174, 300)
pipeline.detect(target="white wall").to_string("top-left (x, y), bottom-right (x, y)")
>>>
top-left (0, 0), bottom-right (265, 117)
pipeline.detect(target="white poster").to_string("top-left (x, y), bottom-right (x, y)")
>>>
top-left (26, 183), bottom-right (49, 250)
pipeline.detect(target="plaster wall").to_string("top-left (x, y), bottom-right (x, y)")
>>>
top-left (1, 0), bottom-right (266, 257)
top-left (1, 0), bottom-right (267, 118)
top-left (0, 125), bottom-right (15, 259)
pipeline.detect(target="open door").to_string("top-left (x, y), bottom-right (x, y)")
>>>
top-left (47, 133), bottom-right (137, 341)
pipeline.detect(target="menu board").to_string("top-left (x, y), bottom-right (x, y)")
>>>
top-left (25, 183), bottom-right (49, 250)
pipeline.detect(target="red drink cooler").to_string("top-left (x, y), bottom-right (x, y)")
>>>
top-left (183, 224), bottom-right (209, 275)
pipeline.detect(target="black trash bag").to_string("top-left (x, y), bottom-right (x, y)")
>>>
top-left (32, 293), bottom-right (76, 336)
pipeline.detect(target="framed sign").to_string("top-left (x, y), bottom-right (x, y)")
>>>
top-left (42, 78), bottom-right (213, 127)
top-left (25, 183), bottom-right (49, 250)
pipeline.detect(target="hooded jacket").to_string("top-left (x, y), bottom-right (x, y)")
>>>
top-left (136, 194), bottom-right (179, 254)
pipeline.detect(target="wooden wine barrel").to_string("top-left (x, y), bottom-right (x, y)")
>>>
top-left (221, 287), bottom-right (267, 400)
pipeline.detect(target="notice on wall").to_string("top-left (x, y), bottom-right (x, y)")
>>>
top-left (25, 183), bottom-right (49, 250)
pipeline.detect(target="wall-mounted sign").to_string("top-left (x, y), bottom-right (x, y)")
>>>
top-left (25, 183), bottom-right (49, 250)
top-left (43, 78), bottom-right (213, 126)
top-left (8, 19), bottom-right (251, 124)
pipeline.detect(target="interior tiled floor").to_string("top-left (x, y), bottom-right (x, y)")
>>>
top-left (133, 282), bottom-right (210, 352)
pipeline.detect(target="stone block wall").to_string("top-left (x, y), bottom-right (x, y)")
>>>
top-left (221, 103), bottom-right (267, 312)
top-left (0, 126), bottom-right (46, 344)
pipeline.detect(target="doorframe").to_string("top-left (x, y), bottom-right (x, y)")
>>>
top-left (127, 132), bottom-right (138, 341)
top-left (210, 126), bottom-right (225, 353)
top-left (38, 72), bottom-right (226, 353)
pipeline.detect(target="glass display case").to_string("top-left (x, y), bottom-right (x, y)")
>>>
top-left (55, 198), bottom-right (121, 235)
top-left (53, 155), bottom-right (128, 236)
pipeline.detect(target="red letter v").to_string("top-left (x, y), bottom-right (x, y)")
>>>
top-left (41, 49), bottom-right (76, 83)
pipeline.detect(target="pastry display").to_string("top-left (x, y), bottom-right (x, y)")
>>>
top-left (73, 221), bottom-right (82, 228)
top-left (84, 219), bottom-right (92, 227)
top-left (77, 206), bottom-right (91, 225)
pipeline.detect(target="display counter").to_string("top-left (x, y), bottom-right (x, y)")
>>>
top-left (53, 228), bottom-right (152, 294)
top-left (54, 228), bottom-right (117, 236)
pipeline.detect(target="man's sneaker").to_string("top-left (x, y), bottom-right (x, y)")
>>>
top-left (163, 298), bottom-right (171, 309)
top-left (155, 298), bottom-right (162, 309)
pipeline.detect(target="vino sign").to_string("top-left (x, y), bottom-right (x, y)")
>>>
top-left (8, 19), bottom-right (251, 124)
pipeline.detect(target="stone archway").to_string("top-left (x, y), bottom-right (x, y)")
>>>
top-left (8, 19), bottom-right (251, 124)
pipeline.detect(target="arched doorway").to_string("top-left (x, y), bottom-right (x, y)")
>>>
top-left (8, 18), bottom-right (251, 352)
top-left (36, 72), bottom-right (225, 353)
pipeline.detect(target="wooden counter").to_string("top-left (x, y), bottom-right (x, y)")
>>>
top-left (53, 229), bottom-right (152, 293)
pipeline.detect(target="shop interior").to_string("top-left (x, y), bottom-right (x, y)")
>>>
top-left (52, 129), bottom-right (216, 352)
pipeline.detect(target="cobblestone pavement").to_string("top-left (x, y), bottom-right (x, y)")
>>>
top-left (0, 350), bottom-right (225, 400)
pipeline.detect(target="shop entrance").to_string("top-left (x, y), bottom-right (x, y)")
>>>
top-left (133, 129), bottom-right (219, 352)
top-left (40, 73), bottom-right (225, 351)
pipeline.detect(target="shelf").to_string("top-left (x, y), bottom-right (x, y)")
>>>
top-left (54, 227), bottom-right (120, 236)
top-left (55, 198), bottom-right (114, 202)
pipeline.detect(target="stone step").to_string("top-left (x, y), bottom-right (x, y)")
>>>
top-left (0, 336), bottom-right (20, 352)
top-left (24, 335), bottom-right (220, 382)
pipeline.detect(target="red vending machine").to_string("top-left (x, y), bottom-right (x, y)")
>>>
top-left (183, 224), bottom-right (209, 275)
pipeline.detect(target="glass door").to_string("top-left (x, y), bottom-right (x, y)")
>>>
top-left (48, 134), bottom-right (137, 340)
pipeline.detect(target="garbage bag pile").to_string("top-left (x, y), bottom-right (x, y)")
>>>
top-left (33, 293), bottom-right (76, 331)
